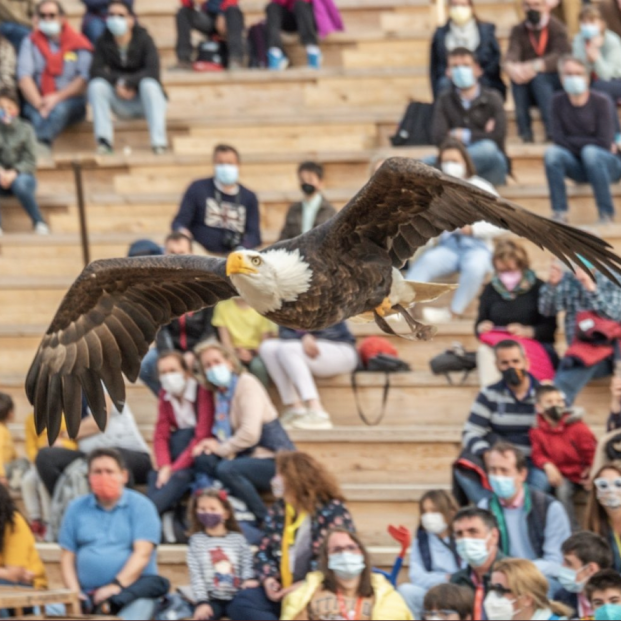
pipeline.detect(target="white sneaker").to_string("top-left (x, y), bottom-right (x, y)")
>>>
top-left (280, 407), bottom-right (307, 429)
top-left (162, 511), bottom-right (176, 543)
top-left (34, 222), bottom-right (50, 235)
top-left (291, 410), bottom-right (333, 430)
top-left (422, 306), bottom-right (453, 324)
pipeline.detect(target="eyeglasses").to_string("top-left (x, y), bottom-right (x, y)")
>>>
top-left (594, 477), bottom-right (621, 492)
top-left (38, 12), bottom-right (59, 18)
top-left (422, 611), bottom-right (460, 620)
top-left (490, 583), bottom-right (513, 596)
top-left (328, 544), bottom-right (360, 554)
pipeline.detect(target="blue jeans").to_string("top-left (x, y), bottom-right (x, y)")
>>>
top-left (0, 173), bottom-right (46, 227)
top-left (0, 22), bottom-right (31, 50)
top-left (406, 235), bottom-right (492, 315)
top-left (554, 356), bottom-right (613, 405)
top-left (139, 347), bottom-right (161, 396)
top-left (544, 144), bottom-right (621, 218)
top-left (82, 15), bottom-right (107, 45)
top-left (88, 77), bottom-right (168, 148)
top-left (118, 598), bottom-right (158, 620)
top-left (512, 72), bottom-right (562, 139)
top-left (228, 587), bottom-right (280, 621)
top-left (23, 96), bottom-right (86, 145)
top-left (467, 139), bottom-right (508, 186)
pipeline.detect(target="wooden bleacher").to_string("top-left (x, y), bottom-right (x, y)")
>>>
top-left (0, 0), bottom-right (617, 589)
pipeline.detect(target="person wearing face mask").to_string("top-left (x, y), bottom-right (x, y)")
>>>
top-left (485, 558), bottom-right (572, 621)
top-left (504, 0), bottom-right (570, 143)
top-left (146, 351), bottom-right (215, 520)
top-left (172, 143), bottom-right (261, 255)
top-left (543, 56), bottom-right (621, 226)
top-left (429, 47), bottom-right (508, 186)
top-left (529, 384), bottom-right (597, 528)
top-left (429, 0), bottom-right (505, 101)
top-left (280, 528), bottom-right (412, 620)
top-left (398, 490), bottom-right (465, 618)
top-left (279, 161), bottom-right (336, 241)
top-left (475, 240), bottom-right (558, 387)
top-left (228, 451), bottom-right (355, 620)
top-left (58, 448), bottom-right (169, 620)
top-left (187, 489), bottom-right (257, 620)
top-left (88, 0), bottom-right (168, 155)
top-left (586, 569), bottom-right (621, 621)
top-left (18, 0), bottom-right (92, 155)
top-left (192, 341), bottom-right (294, 527)
top-left (553, 532), bottom-right (613, 618)
top-left (80, 0), bottom-right (135, 45)
top-left (0, 88), bottom-right (49, 236)
top-left (408, 139), bottom-right (502, 325)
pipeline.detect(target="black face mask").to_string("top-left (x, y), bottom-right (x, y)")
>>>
top-left (301, 183), bottom-right (316, 196)
top-left (544, 405), bottom-right (565, 422)
top-left (526, 9), bottom-right (541, 24)
top-left (502, 367), bottom-right (525, 386)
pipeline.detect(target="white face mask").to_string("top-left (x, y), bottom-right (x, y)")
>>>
top-left (160, 372), bottom-right (187, 396)
top-left (421, 512), bottom-right (448, 535)
top-left (441, 161), bottom-right (467, 179)
top-left (484, 591), bottom-right (518, 620)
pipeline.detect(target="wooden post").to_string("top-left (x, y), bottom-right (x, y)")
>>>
top-left (72, 160), bottom-right (91, 268)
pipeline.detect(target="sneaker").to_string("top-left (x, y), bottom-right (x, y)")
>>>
top-left (268, 47), bottom-right (289, 71)
top-left (96, 139), bottom-right (113, 155)
top-left (520, 134), bottom-right (534, 144)
top-left (169, 60), bottom-right (194, 71)
top-left (228, 58), bottom-right (244, 71)
top-left (34, 222), bottom-right (50, 235)
top-left (306, 46), bottom-right (322, 69)
top-left (596, 214), bottom-right (614, 225)
top-left (280, 407), bottom-right (307, 429)
top-left (552, 211), bottom-right (568, 224)
top-left (30, 519), bottom-right (47, 541)
top-left (162, 511), bottom-right (176, 543)
top-left (152, 146), bottom-right (168, 155)
top-left (422, 306), bottom-right (453, 324)
top-left (291, 410), bottom-right (333, 430)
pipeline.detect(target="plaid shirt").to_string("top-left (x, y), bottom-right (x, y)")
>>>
top-left (538, 271), bottom-right (621, 345)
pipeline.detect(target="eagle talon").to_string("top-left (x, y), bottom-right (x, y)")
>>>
top-left (395, 304), bottom-right (437, 341)
top-left (374, 297), bottom-right (393, 317)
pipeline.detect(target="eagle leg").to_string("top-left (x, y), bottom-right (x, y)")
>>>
top-left (372, 305), bottom-right (438, 342)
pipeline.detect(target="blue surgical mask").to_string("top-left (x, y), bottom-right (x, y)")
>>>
top-left (456, 537), bottom-right (490, 567)
top-left (580, 23), bottom-right (600, 40)
top-left (38, 19), bottom-right (61, 37)
top-left (328, 552), bottom-right (366, 580)
top-left (106, 15), bottom-right (128, 37)
top-left (0, 109), bottom-right (15, 125)
top-left (595, 604), bottom-right (621, 621)
top-left (557, 565), bottom-right (588, 593)
top-left (564, 75), bottom-right (588, 96)
top-left (206, 363), bottom-right (232, 388)
top-left (215, 164), bottom-right (239, 186)
top-left (489, 475), bottom-right (517, 500)
top-left (451, 65), bottom-right (476, 89)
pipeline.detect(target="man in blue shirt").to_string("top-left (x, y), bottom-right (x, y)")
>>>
top-left (59, 447), bottom-right (166, 619)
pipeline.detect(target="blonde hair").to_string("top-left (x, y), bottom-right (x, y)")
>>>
top-left (194, 339), bottom-right (244, 390)
top-left (493, 558), bottom-right (572, 618)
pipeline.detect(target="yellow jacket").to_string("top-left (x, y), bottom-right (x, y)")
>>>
top-left (24, 413), bottom-right (77, 462)
top-left (280, 571), bottom-right (414, 621)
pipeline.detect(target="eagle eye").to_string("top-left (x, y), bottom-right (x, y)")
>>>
top-left (251, 257), bottom-right (262, 266)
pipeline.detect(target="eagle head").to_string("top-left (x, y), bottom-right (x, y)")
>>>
top-left (225, 248), bottom-right (313, 315)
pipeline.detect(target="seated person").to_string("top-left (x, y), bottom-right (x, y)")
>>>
top-left (430, 47), bottom-right (508, 186)
top-left (450, 507), bottom-right (504, 619)
top-left (147, 351), bottom-right (215, 516)
top-left (172, 144), bottom-right (261, 254)
top-left (456, 339), bottom-right (548, 503)
top-left (280, 528), bottom-right (413, 620)
top-left (398, 490), bottom-right (464, 618)
top-left (429, 0), bottom-right (505, 100)
top-left (0, 0), bottom-right (34, 51)
top-left (18, 0), bottom-right (92, 153)
top-left (504, 0), bottom-right (570, 143)
top-left (408, 138), bottom-right (502, 325)
top-left (0, 88), bottom-right (49, 235)
top-left (0, 34), bottom-right (16, 91)
top-left (539, 258), bottom-right (621, 404)
top-left (585, 569), bottom-right (621, 621)
top-left (475, 239), bottom-right (557, 387)
top-left (212, 297), bottom-right (276, 387)
top-left (601, 0), bottom-right (621, 40)
top-left (228, 451), bottom-right (355, 621)
top-left (530, 384), bottom-right (596, 527)
top-left (0, 392), bottom-right (16, 487)
top-left (88, 0), bottom-right (168, 155)
top-left (478, 442), bottom-right (571, 586)
top-left (174, 0), bottom-right (244, 70)
top-left (59, 448), bottom-right (169, 619)
top-left (259, 321), bottom-right (358, 430)
top-left (592, 376), bottom-right (621, 475)
top-left (81, 0), bottom-right (134, 44)
top-left (279, 161), bottom-right (336, 241)
top-left (486, 558), bottom-right (572, 619)
top-left (422, 584), bottom-right (474, 621)
top-left (555, 531), bottom-right (613, 618)
top-left (544, 56), bottom-right (620, 224)
top-left (193, 340), bottom-right (294, 525)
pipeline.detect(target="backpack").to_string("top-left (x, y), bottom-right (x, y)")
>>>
top-left (430, 343), bottom-right (477, 385)
top-left (390, 102), bottom-right (435, 147)
top-left (49, 458), bottom-right (89, 541)
top-left (247, 21), bottom-right (268, 68)
top-left (194, 39), bottom-right (226, 71)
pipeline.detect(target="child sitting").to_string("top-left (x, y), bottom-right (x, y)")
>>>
top-left (187, 488), bottom-right (258, 620)
top-left (585, 569), bottom-right (621, 621)
top-left (0, 393), bottom-right (17, 487)
top-left (529, 384), bottom-right (597, 527)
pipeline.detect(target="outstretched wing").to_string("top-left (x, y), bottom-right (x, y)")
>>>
top-left (323, 157), bottom-right (621, 281)
top-left (26, 255), bottom-right (237, 442)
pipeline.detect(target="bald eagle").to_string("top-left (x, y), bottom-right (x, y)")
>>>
top-left (26, 158), bottom-right (621, 441)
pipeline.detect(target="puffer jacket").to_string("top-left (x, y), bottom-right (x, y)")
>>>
top-left (281, 571), bottom-right (413, 620)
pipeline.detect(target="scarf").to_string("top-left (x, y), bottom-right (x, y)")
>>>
top-left (446, 18), bottom-right (480, 52)
top-left (280, 503), bottom-right (309, 588)
top-left (212, 374), bottom-right (238, 442)
top-left (491, 268), bottom-right (536, 301)
top-left (30, 22), bottom-right (93, 95)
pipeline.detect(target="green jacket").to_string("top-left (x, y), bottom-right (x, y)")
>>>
top-left (0, 118), bottom-right (37, 176)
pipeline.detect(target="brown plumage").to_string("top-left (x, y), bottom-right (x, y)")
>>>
top-left (27, 158), bottom-right (621, 441)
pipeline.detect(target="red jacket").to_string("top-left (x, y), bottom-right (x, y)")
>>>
top-left (529, 412), bottom-right (597, 483)
top-left (153, 383), bottom-right (214, 471)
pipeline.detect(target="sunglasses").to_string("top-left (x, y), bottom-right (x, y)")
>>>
top-left (490, 583), bottom-right (513, 596)
top-left (328, 544), bottom-right (360, 554)
top-left (39, 12), bottom-right (59, 18)
top-left (594, 477), bottom-right (621, 492)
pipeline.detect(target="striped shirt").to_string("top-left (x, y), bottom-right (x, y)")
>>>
top-left (187, 531), bottom-right (254, 602)
top-left (462, 375), bottom-right (539, 456)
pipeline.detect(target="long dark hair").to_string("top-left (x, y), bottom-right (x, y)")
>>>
top-left (0, 484), bottom-right (16, 553)
top-left (436, 137), bottom-right (477, 178)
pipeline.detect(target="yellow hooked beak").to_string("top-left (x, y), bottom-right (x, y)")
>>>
top-left (226, 252), bottom-right (258, 276)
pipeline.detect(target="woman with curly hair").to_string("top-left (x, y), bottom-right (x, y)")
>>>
top-left (228, 451), bottom-right (356, 621)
